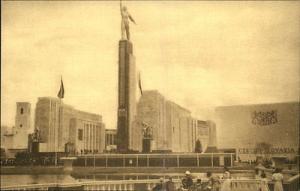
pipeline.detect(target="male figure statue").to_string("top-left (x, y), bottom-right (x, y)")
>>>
top-left (120, 1), bottom-right (136, 40)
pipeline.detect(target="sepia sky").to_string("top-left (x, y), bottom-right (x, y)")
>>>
top-left (1, 1), bottom-right (299, 130)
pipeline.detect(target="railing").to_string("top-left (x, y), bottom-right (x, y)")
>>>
top-left (286, 174), bottom-right (299, 191)
top-left (73, 153), bottom-right (235, 168)
top-left (231, 179), bottom-right (261, 191)
top-left (1, 174), bottom-right (299, 191)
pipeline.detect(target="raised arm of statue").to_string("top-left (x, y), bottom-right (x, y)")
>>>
top-left (120, 0), bottom-right (122, 13)
top-left (129, 14), bottom-right (136, 24)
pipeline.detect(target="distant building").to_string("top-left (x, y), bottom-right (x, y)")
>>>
top-left (192, 120), bottom-right (209, 153)
top-left (35, 97), bottom-right (105, 154)
top-left (206, 120), bottom-right (218, 152)
top-left (132, 90), bottom-right (193, 152)
top-left (215, 102), bottom-right (299, 161)
top-left (13, 102), bottom-right (31, 149)
top-left (1, 126), bottom-right (9, 149)
top-left (2, 102), bottom-right (31, 157)
top-left (191, 120), bottom-right (218, 153)
top-left (105, 129), bottom-right (117, 151)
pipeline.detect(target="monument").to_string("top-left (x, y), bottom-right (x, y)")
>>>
top-left (116, 1), bottom-right (137, 152)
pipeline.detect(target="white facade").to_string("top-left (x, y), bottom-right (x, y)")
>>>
top-left (215, 102), bottom-right (299, 160)
top-left (35, 97), bottom-right (105, 153)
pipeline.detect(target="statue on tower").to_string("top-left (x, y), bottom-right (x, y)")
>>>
top-left (120, 0), bottom-right (136, 40)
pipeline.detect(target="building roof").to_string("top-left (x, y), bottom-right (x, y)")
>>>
top-left (142, 90), bottom-right (191, 113)
top-left (216, 101), bottom-right (299, 110)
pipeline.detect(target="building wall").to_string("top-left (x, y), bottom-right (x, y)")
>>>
top-left (35, 97), bottom-right (60, 151)
top-left (166, 101), bottom-right (192, 152)
top-left (215, 102), bottom-right (299, 160)
top-left (1, 126), bottom-right (9, 148)
top-left (207, 120), bottom-right (217, 148)
top-left (69, 118), bottom-right (104, 154)
top-left (12, 102), bottom-right (31, 149)
top-left (134, 90), bottom-right (193, 152)
top-left (105, 129), bottom-right (117, 151)
top-left (35, 97), bottom-right (105, 153)
top-left (192, 120), bottom-right (210, 153)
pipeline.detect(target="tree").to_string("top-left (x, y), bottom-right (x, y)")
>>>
top-left (195, 139), bottom-right (203, 153)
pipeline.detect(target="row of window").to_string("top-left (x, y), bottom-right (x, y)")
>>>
top-left (106, 134), bottom-right (116, 145)
top-left (77, 123), bottom-right (101, 141)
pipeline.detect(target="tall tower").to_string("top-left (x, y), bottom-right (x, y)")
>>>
top-left (13, 102), bottom-right (31, 148)
top-left (116, 40), bottom-right (136, 152)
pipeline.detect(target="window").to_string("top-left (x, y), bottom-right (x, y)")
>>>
top-left (78, 129), bottom-right (83, 141)
top-left (20, 124), bottom-right (23, 128)
top-left (20, 108), bottom-right (24, 114)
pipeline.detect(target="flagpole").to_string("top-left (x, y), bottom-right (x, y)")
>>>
top-left (56, 97), bottom-right (62, 166)
top-left (56, 75), bottom-right (64, 166)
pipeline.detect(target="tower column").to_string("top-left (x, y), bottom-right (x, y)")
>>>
top-left (116, 40), bottom-right (136, 153)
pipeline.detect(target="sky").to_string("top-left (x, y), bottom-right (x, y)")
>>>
top-left (1, 1), bottom-right (299, 131)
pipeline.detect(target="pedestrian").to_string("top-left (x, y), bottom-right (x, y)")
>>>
top-left (193, 177), bottom-right (203, 191)
top-left (223, 167), bottom-right (231, 178)
top-left (206, 171), bottom-right (221, 191)
top-left (152, 177), bottom-right (164, 191)
top-left (220, 167), bottom-right (231, 191)
top-left (182, 171), bottom-right (193, 190)
top-left (255, 168), bottom-right (261, 179)
top-left (260, 172), bottom-right (270, 191)
top-left (165, 176), bottom-right (175, 191)
top-left (272, 168), bottom-right (283, 191)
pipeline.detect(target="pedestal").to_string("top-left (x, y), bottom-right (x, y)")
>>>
top-left (60, 157), bottom-right (77, 173)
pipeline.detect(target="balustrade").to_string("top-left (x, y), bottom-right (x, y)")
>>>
top-left (1, 175), bottom-right (299, 191)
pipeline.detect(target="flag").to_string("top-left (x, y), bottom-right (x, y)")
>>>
top-left (57, 77), bottom-right (64, 99)
top-left (138, 72), bottom-right (143, 96)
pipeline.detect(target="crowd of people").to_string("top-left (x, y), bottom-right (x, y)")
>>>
top-left (152, 167), bottom-right (285, 191)
top-left (255, 168), bottom-right (284, 191)
top-left (152, 168), bottom-right (229, 191)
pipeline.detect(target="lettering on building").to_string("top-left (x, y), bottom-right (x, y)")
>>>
top-left (251, 110), bottom-right (278, 126)
top-left (238, 148), bottom-right (296, 154)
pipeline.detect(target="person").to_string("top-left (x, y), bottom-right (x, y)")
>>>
top-left (193, 177), bottom-right (203, 191)
top-left (223, 167), bottom-right (231, 178)
top-left (206, 172), bottom-right (221, 191)
top-left (220, 167), bottom-right (231, 191)
top-left (152, 177), bottom-right (165, 191)
top-left (182, 171), bottom-right (193, 190)
top-left (260, 172), bottom-right (270, 191)
top-left (272, 168), bottom-right (284, 191)
top-left (255, 168), bottom-right (261, 179)
top-left (165, 176), bottom-right (175, 191)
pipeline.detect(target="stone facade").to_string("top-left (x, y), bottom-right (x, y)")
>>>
top-left (191, 120), bottom-right (210, 153)
top-left (215, 102), bottom-right (299, 160)
top-left (69, 111), bottom-right (105, 154)
top-left (105, 129), bottom-right (117, 151)
top-left (2, 103), bottom-right (31, 150)
top-left (166, 100), bottom-right (193, 152)
top-left (133, 90), bottom-right (193, 152)
top-left (1, 126), bottom-right (9, 149)
top-left (13, 102), bottom-right (31, 149)
top-left (35, 97), bottom-right (105, 153)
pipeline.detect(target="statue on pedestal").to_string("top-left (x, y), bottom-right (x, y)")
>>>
top-left (120, 0), bottom-right (136, 40)
top-left (142, 122), bottom-right (152, 139)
